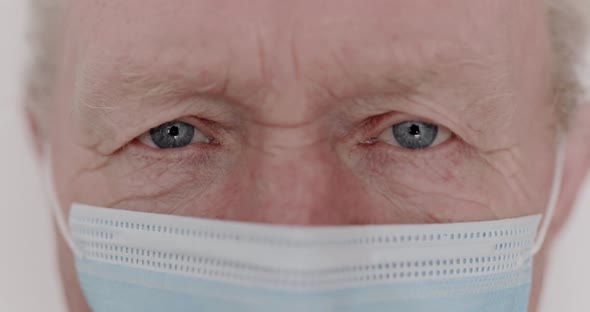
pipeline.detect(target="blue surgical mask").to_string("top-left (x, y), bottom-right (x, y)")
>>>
top-left (45, 140), bottom-right (565, 312)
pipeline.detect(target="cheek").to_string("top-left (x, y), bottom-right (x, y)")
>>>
top-left (55, 125), bottom-right (548, 225)
top-left (351, 141), bottom-right (527, 222)
top-left (57, 142), bottom-right (229, 215)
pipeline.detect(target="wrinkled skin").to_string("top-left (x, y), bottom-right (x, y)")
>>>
top-left (31, 1), bottom-right (590, 311)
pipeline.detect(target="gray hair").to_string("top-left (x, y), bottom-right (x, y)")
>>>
top-left (546, 0), bottom-right (590, 129)
top-left (24, 0), bottom-right (590, 132)
top-left (25, 0), bottom-right (63, 134)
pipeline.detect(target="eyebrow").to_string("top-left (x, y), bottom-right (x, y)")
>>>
top-left (75, 44), bottom-right (512, 154)
top-left (74, 59), bottom-right (240, 154)
top-left (78, 36), bottom-right (478, 110)
top-left (78, 62), bottom-right (219, 106)
top-left (75, 56), bottom-right (441, 126)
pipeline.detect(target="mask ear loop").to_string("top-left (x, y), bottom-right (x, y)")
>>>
top-left (518, 135), bottom-right (565, 266)
top-left (41, 147), bottom-right (84, 259)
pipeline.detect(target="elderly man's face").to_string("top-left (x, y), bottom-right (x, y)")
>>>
top-left (48, 0), bottom-right (570, 311)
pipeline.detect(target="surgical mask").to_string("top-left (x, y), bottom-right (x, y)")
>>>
top-left (45, 140), bottom-right (565, 312)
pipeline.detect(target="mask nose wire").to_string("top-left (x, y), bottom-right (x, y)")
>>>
top-left (518, 135), bottom-right (566, 266)
top-left (42, 147), bottom-right (84, 259)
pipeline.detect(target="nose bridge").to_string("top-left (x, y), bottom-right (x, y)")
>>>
top-left (236, 135), bottom-right (357, 225)
top-left (256, 140), bottom-right (336, 204)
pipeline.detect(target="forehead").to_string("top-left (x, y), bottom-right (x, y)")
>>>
top-left (69, 0), bottom-right (538, 37)
top-left (62, 0), bottom-right (552, 148)
top-left (66, 0), bottom-right (547, 85)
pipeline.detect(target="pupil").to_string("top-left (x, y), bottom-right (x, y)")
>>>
top-left (409, 124), bottom-right (421, 136)
top-left (168, 126), bottom-right (180, 137)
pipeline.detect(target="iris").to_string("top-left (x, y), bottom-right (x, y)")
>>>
top-left (149, 121), bottom-right (196, 149)
top-left (392, 121), bottom-right (439, 149)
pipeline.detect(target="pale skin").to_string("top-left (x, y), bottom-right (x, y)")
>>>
top-left (31, 1), bottom-right (590, 311)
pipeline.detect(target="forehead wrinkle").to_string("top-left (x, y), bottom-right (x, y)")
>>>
top-left (336, 48), bottom-right (519, 148)
top-left (335, 50), bottom-right (500, 112)
top-left (72, 59), bottom-right (129, 153)
top-left (306, 29), bottom-right (493, 98)
top-left (73, 56), bottom-right (237, 153)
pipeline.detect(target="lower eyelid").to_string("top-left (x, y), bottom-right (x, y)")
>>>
top-left (355, 138), bottom-right (466, 182)
top-left (366, 135), bottom-right (459, 157)
top-left (127, 138), bottom-right (220, 163)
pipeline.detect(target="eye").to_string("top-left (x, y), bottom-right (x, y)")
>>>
top-left (139, 121), bottom-right (211, 149)
top-left (377, 121), bottom-right (452, 150)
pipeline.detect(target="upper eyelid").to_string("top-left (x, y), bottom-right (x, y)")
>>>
top-left (382, 113), bottom-right (442, 127)
top-left (143, 117), bottom-right (215, 139)
top-left (358, 112), bottom-right (448, 140)
top-left (142, 113), bottom-right (448, 145)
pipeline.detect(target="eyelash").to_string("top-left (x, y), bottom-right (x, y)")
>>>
top-left (133, 112), bottom-right (456, 156)
top-left (132, 117), bottom-right (221, 150)
top-left (357, 113), bottom-right (455, 148)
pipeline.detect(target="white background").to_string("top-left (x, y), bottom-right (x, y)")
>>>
top-left (0, 1), bottom-right (589, 311)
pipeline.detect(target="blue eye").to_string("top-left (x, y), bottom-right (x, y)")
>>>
top-left (377, 120), bottom-right (452, 150)
top-left (392, 121), bottom-right (438, 149)
top-left (149, 121), bottom-right (195, 149)
top-left (139, 120), bottom-right (212, 149)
